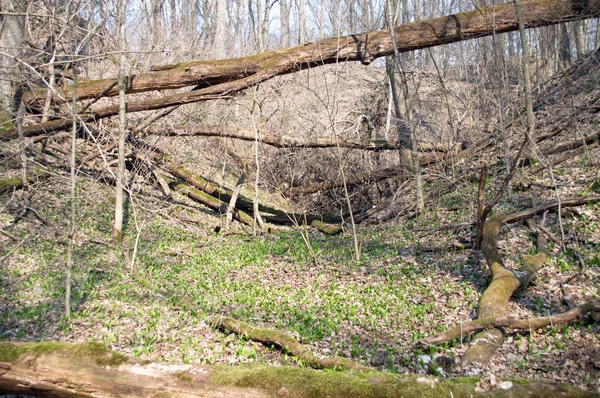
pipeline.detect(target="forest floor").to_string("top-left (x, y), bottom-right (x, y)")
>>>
top-left (0, 150), bottom-right (599, 392)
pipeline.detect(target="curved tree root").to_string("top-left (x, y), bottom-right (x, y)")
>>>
top-left (210, 316), bottom-right (371, 372)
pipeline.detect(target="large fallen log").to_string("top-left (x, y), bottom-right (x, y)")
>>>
top-left (210, 316), bottom-right (369, 372)
top-left (287, 153), bottom-right (440, 196)
top-left (0, 341), bottom-right (596, 397)
top-left (503, 195), bottom-right (600, 224)
top-left (144, 127), bottom-right (465, 152)
top-left (8, 0), bottom-right (600, 139)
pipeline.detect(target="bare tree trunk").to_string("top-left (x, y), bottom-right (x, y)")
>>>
top-left (298, 0), bottom-right (306, 44)
top-left (320, 0), bottom-right (326, 39)
top-left (150, 0), bottom-right (162, 61)
top-left (261, 0), bottom-right (272, 51)
top-left (559, 23), bottom-right (572, 67)
top-left (280, 0), bottom-right (290, 48)
top-left (0, 0), bottom-right (24, 123)
top-left (386, 0), bottom-right (424, 214)
top-left (516, 0), bottom-right (536, 156)
top-left (214, 0), bottom-right (227, 58)
top-left (236, 0), bottom-right (245, 55)
top-left (65, 68), bottom-right (78, 320)
top-left (114, 0), bottom-right (127, 244)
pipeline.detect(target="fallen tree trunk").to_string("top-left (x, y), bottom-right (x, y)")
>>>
top-left (210, 316), bottom-right (369, 372)
top-left (144, 127), bottom-right (465, 152)
top-left (287, 153), bottom-right (440, 196)
top-left (462, 214), bottom-right (548, 367)
top-left (170, 181), bottom-right (258, 229)
top-left (503, 195), bottom-right (600, 224)
top-left (421, 300), bottom-right (600, 346)
top-left (0, 167), bottom-right (49, 191)
top-left (8, 0), bottom-right (600, 139)
top-left (0, 341), bottom-right (595, 398)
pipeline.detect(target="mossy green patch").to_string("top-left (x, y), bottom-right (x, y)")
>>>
top-left (0, 341), bottom-right (128, 367)
top-left (176, 370), bottom-right (194, 386)
top-left (210, 365), bottom-right (483, 398)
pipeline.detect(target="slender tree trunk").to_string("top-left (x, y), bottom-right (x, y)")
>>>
top-left (280, 0), bottom-right (290, 48)
top-left (559, 23), bottom-right (572, 68)
top-left (114, 0), bottom-right (127, 244)
top-left (386, 0), bottom-right (424, 214)
top-left (248, 0), bottom-right (258, 50)
top-left (257, 0), bottom-right (265, 51)
top-left (515, 0), bottom-right (536, 156)
top-left (65, 68), bottom-right (78, 319)
top-left (0, 0), bottom-right (24, 123)
top-left (236, 0), bottom-right (244, 55)
top-left (261, 0), bottom-right (271, 51)
top-left (298, 0), bottom-right (306, 44)
top-left (320, 0), bottom-right (326, 39)
top-left (214, 0), bottom-right (227, 57)
top-left (151, 0), bottom-right (162, 61)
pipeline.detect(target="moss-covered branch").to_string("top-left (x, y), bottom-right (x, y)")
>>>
top-left (421, 301), bottom-right (599, 346)
top-left (462, 213), bottom-right (549, 367)
top-left (210, 316), bottom-right (371, 372)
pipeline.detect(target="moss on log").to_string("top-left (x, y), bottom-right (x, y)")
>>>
top-left (0, 341), bottom-right (596, 397)
top-left (310, 220), bottom-right (343, 235)
top-left (20, 0), bottom-right (600, 111)
top-left (171, 182), bottom-right (258, 229)
top-left (0, 168), bottom-right (49, 191)
top-left (462, 215), bottom-right (523, 367)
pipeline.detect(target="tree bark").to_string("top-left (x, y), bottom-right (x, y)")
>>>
top-left (0, 341), bottom-right (595, 397)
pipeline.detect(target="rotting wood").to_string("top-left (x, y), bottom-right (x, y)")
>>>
top-left (0, 341), bottom-right (594, 398)
top-left (9, 0), bottom-right (600, 139)
top-left (0, 167), bottom-right (49, 191)
top-left (210, 316), bottom-right (372, 372)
